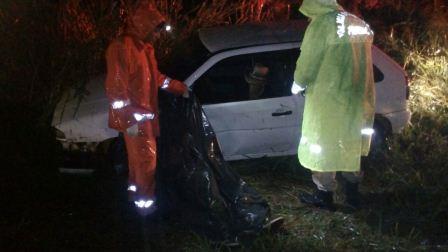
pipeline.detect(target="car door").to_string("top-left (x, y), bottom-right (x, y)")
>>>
top-left (188, 45), bottom-right (304, 160)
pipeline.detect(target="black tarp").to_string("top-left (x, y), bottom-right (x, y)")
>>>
top-left (156, 92), bottom-right (270, 242)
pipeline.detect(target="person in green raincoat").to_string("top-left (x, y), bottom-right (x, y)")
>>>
top-left (292, 0), bottom-right (375, 210)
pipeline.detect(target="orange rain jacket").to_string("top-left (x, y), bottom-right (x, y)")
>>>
top-left (105, 1), bottom-right (186, 136)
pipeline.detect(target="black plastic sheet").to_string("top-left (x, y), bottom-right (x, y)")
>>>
top-left (157, 92), bottom-right (270, 242)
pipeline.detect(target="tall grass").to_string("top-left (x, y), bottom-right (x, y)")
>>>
top-left (0, 1), bottom-right (125, 149)
top-left (360, 0), bottom-right (448, 183)
top-left (355, 0), bottom-right (448, 244)
top-left (0, 1), bottom-right (125, 177)
top-left (154, 0), bottom-right (278, 67)
top-left (362, 0), bottom-right (448, 114)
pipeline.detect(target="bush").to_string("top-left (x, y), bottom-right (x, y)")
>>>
top-left (353, 0), bottom-right (448, 243)
top-left (359, 0), bottom-right (448, 189)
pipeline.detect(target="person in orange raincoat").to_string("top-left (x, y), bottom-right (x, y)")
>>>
top-left (104, 0), bottom-right (188, 216)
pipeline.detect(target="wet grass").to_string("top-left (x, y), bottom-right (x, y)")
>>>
top-left (2, 156), bottom-right (446, 251)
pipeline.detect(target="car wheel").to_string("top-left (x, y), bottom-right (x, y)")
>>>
top-left (370, 117), bottom-right (392, 156)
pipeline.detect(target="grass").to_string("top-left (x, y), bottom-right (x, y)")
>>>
top-left (3, 158), bottom-right (441, 251)
top-left (359, 2), bottom-right (448, 247)
top-left (168, 158), bottom-right (447, 251)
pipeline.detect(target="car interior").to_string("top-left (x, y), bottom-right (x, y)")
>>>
top-left (193, 49), bottom-right (301, 104)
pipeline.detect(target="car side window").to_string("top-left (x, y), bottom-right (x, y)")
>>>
top-left (193, 49), bottom-right (300, 105)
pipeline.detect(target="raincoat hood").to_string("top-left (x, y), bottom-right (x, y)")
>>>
top-left (299, 0), bottom-right (342, 19)
top-left (127, 0), bottom-right (165, 40)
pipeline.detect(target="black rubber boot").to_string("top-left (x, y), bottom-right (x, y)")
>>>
top-left (345, 182), bottom-right (361, 209)
top-left (299, 190), bottom-right (336, 211)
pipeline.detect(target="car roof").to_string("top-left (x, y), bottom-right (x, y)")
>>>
top-left (198, 20), bottom-right (308, 53)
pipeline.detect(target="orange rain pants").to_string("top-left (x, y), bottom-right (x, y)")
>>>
top-left (124, 121), bottom-right (158, 198)
top-left (105, 38), bottom-right (186, 199)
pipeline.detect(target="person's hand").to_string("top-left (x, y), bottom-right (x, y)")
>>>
top-left (182, 90), bottom-right (190, 98)
top-left (182, 85), bottom-right (191, 99)
top-left (126, 124), bottom-right (139, 137)
top-left (291, 81), bottom-right (306, 95)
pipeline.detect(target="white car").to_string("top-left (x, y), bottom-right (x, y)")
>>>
top-left (52, 21), bottom-right (410, 162)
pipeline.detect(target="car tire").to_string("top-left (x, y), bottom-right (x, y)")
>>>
top-left (370, 116), bottom-right (392, 156)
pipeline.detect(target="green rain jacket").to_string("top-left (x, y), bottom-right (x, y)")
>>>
top-left (294, 0), bottom-right (375, 172)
